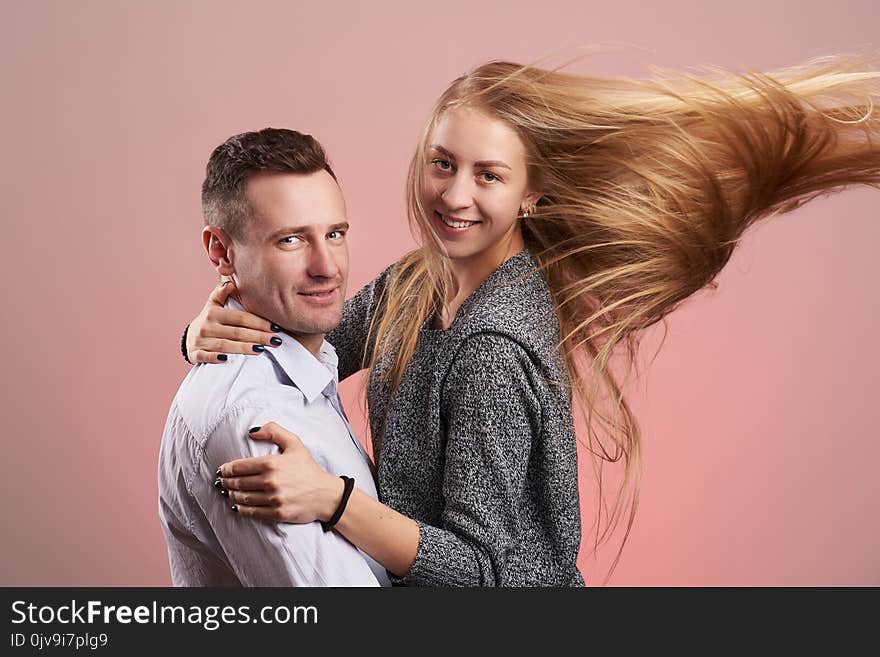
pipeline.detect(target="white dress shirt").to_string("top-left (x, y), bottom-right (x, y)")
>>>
top-left (158, 299), bottom-right (390, 587)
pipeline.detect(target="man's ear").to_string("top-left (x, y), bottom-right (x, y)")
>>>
top-left (202, 226), bottom-right (236, 276)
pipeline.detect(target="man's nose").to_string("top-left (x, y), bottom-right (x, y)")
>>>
top-left (307, 240), bottom-right (340, 279)
top-left (439, 172), bottom-right (475, 210)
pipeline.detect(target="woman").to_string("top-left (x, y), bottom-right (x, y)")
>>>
top-left (185, 55), bottom-right (880, 585)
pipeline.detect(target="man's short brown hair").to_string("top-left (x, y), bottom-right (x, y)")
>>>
top-left (202, 127), bottom-right (337, 241)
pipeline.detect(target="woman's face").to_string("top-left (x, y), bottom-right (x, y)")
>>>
top-left (421, 106), bottom-right (538, 267)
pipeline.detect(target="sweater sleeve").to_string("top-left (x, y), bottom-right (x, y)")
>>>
top-left (399, 332), bottom-right (542, 586)
top-left (326, 264), bottom-right (394, 381)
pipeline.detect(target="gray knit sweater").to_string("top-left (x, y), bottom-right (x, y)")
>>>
top-left (328, 249), bottom-right (585, 586)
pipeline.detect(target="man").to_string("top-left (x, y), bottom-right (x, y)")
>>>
top-left (158, 128), bottom-right (390, 586)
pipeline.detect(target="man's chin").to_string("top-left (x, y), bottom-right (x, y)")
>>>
top-left (282, 309), bottom-right (343, 337)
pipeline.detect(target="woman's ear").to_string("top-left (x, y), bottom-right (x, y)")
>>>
top-left (202, 226), bottom-right (236, 276)
top-left (521, 191), bottom-right (542, 216)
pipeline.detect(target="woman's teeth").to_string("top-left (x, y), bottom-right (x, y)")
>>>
top-left (440, 214), bottom-right (479, 229)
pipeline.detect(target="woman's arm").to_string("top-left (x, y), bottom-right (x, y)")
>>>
top-left (183, 266), bottom-right (395, 378)
top-left (217, 332), bottom-right (543, 585)
top-left (216, 422), bottom-right (419, 578)
top-left (185, 281), bottom-right (281, 364)
top-left (330, 487), bottom-right (419, 578)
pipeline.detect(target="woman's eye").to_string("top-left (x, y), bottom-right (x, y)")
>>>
top-left (481, 172), bottom-right (500, 183)
top-left (431, 158), bottom-right (452, 171)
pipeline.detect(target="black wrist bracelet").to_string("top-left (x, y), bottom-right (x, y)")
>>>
top-left (321, 475), bottom-right (355, 533)
top-left (181, 324), bottom-right (193, 365)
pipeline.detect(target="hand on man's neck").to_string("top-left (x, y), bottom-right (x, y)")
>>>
top-left (231, 291), bottom-right (325, 359)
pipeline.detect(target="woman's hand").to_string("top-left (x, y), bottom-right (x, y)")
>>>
top-left (186, 281), bottom-right (282, 364)
top-left (214, 422), bottom-right (344, 523)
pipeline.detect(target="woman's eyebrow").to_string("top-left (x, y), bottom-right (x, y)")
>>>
top-left (474, 159), bottom-right (510, 170)
top-left (429, 144), bottom-right (455, 159)
top-left (429, 144), bottom-right (511, 170)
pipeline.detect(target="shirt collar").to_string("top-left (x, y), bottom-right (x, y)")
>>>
top-left (226, 297), bottom-right (337, 403)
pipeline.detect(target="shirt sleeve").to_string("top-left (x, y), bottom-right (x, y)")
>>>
top-left (399, 332), bottom-right (542, 586)
top-left (326, 264), bottom-right (394, 381)
top-left (192, 405), bottom-right (382, 587)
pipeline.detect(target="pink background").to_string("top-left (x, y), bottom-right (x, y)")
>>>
top-left (2, 0), bottom-right (877, 586)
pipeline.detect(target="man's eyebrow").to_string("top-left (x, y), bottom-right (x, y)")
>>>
top-left (267, 222), bottom-right (349, 240)
top-left (267, 225), bottom-right (311, 240)
top-left (429, 144), bottom-right (511, 170)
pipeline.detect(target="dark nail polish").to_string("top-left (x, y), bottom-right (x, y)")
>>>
top-left (215, 468), bottom-right (222, 477)
top-left (270, 323), bottom-right (282, 333)
top-left (270, 337), bottom-right (282, 346)
top-left (231, 504), bottom-right (238, 513)
top-left (220, 488), bottom-right (229, 497)
top-left (217, 354), bottom-right (228, 361)
top-left (249, 426), bottom-right (261, 433)
top-left (213, 479), bottom-right (222, 489)
top-left (252, 344), bottom-right (265, 353)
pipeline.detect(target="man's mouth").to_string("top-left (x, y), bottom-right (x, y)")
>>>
top-left (298, 288), bottom-right (337, 300)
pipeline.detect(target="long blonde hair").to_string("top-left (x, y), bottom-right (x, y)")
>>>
top-left (365, 54), bottom-right (880, 580)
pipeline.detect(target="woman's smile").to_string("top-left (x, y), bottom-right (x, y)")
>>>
top-left (433, 210), bottom-right (483, 234)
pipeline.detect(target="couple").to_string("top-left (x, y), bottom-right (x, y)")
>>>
top-left (159, 57), bottom-right (880, 587)
top-left (160, 120), bottom-right (575, 587)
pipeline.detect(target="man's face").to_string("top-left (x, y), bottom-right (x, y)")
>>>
top-left (231, 170), bottom-right (349, 341)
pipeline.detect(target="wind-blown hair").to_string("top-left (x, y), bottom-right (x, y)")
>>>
top-left (366, 54), bottom-right (880, 578)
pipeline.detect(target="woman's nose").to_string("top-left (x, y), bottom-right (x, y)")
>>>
top-left (439, 172), bottom-right (475, 210)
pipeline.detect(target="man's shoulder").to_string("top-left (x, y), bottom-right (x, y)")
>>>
top-left (160, 354), bottom-right (306, 504)
top-left (170, 353), bottom-right (294, 444)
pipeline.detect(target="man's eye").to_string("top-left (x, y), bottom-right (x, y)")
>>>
top-left (327, 230), bottom-right (346, 240)
top-left (280, 236), bottom-right (302, 245)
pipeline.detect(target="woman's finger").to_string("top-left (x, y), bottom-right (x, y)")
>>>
top-left (219, 474), bottom-right (272, 492)
top-left (189, 349), bottom-right (233, 365)
top-left (208, 280), bottom-right (236, 306)
top-left (198, 337), bottom-right (275, 355)
top-left (226, 490), bottom-right (278, 507)
top-left (206, 307), bottom-right (277, 334)
top-left (199, 328), bottom-right (278, 349)
top-left (218, 455), bottom-right (275, 478)
top-left (230, 504), bottom-right (283, 521)
top-left (249, 422), bottom-right (303, 451)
